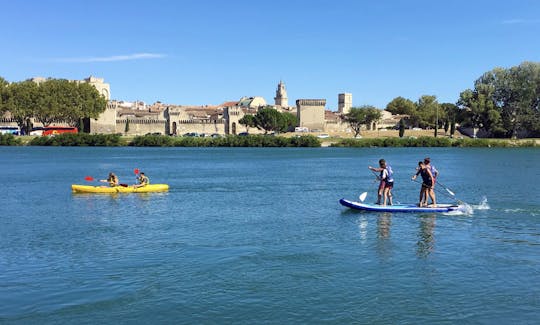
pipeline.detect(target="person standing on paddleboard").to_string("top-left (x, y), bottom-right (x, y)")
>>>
top-left (412, 161), bottom-right (434, 207)
top-left (423, 157), bottom-right (438, 206)
top-left (368, 159), bottom-right (394, 206)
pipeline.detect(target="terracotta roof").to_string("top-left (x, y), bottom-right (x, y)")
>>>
top-left (220, 101), bottom-right (238, 107)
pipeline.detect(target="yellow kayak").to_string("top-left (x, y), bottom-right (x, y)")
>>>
top-left (72, 184), bottom-right (169, 194)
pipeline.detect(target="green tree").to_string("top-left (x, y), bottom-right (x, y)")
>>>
top-left (239, 114), bottom-right (256, 132)
top-left (386, 96), bottom-right (416, 115)
top-left (398, 118), bottom-right (405, 137)
top-left (125, 118), bottom-right (130, 133)
top-left (0, 77), bottom-right (8, 114)
top-left (3, 80), bottom-right (42, 134)
top-left (253, 107), bottom-right (287, 134)
top-left (343, 106), bottom-right (382, 138)
top-left (35, 79), bottom-right (106, 129)
top-left (458, 84), bottom-right (503, 137)
top-left (416, 95), bottom-right (441, 130)
top-left (460, 62), bottom-right (540, 138)
top-left (279, 112), bottom-right (298, 132)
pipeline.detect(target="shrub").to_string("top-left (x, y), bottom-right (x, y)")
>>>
top-left (0, 134), bottom-right (22, 146)
top-left (29, 133), bottom-right (123, 146)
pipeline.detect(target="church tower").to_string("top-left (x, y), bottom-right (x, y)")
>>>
top-left (274, 80), bottom-right (288, 108)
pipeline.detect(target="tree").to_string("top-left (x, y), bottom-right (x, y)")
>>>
top-left (3, 81), bottom-right (42, 134)
top-left (416, 95), bottom-right (441, 129)
top-left (279, 112), bottom-right (298, 132)
top-left (458, 83), bottom-right (503, 137)
top-left (398, 118), bottom-right (405, 137)
top-left (0, 77), bottom-right (8, 114)
top-left (253, 107), bottom-right (283, 134)
top-left (459, 62), bottom-right (540, 138)
top-left (239, 114), bottom-right (256, 132)
top-left (35, 79), bottom-right (107, 128)
top-left (125, 118), bottom-right (130, 133)
top-left (386, 96), bottom-right (416, 115)
top-left (343, 106), bottom-right (382, 138)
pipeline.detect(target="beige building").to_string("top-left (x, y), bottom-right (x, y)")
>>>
top-left (296, 99), bottom-right (326, 131)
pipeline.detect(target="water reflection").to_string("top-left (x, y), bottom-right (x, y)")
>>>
top-left (375, 213), bottom-right (393, 258)
top-left (417, 214), bottom-right (436, 258)
top-left (377, 213), bottom-right (392, 239)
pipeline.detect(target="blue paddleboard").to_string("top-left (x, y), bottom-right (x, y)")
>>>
top-left (339, 198), bottom-right (461, 213)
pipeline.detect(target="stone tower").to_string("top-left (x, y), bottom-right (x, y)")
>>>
top-left (338, 93), bottom-right (352, 114)
top-left (274, 80), bottom-right (288, 108)
top-left (296, 99), bottom-right (326, 131)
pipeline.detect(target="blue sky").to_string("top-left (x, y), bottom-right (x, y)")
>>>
top-left (1, 0), bottom-right (539, 109)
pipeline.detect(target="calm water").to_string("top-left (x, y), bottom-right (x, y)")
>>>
top-left (1, 147), bottom-right (539, 324)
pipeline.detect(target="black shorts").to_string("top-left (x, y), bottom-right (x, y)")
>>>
top-left (422, 180), bottom-right (432, 188)
top-left (385, 181), bottom-right (394, 189)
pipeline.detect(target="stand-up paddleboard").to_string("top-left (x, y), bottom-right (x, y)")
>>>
top-left (339, 198), bottom-right (461, 213)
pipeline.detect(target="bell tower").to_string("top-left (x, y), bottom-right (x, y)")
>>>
top-left (274, 80), bottom-right (288, 108)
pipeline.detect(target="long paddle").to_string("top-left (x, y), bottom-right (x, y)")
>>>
top-left (84, 176), bottom-right (128, 187)
top-left (412, 179), bottom-right (462, 204)
top-left (435, 181), bottom-right (455, 196)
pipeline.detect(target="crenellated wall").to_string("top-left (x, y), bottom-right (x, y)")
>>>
top-left (117, 118), bottom-right (167, 135)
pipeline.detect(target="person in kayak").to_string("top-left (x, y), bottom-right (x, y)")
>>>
top-left (412, 161), bottom-right (434, 207)
top-left (368, 159), bottom-right (394, 205)
top-left (134, 172), bottom-right (150, 188)
top-left (100, 172), bottom-right (119, 187)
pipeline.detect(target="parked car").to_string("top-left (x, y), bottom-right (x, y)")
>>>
top-left (317, 133), bottom-right (330, 139)
top-left (238, 132), bottom-right (249, 136)
top-left (210, 133), bottom-right (222, 138)
top-left (183, 132), bottom-right (200, 137)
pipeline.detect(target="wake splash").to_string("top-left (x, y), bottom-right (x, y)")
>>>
top-left (471, 196), bottom-right (490, 210)
top-left (443, 196), bottom-right (489, 216)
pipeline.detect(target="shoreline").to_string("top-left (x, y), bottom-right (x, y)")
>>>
top-left (1, 133), bottom-right (538, 148)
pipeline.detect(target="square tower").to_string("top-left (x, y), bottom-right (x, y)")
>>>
top-left (296, 99), bottom-right (326, 131)
top-left (338, 93), bottom-right (352, 114)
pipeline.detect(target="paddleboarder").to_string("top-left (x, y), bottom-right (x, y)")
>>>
top-left (368, 159), bottom-right (394, 206)
top-left (412, 161), bottom-right (434, 207)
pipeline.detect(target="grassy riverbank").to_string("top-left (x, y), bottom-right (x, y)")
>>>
top-left (1, 133), bottom-right (538, 147)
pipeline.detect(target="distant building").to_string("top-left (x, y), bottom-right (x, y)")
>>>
top-left (296, 99), bottom-right (326, 131)
top-left (238, 96), bottom-right (267, 109)
top-left (274, 80), bottom-right (289, 108)
top-left (338, 93), bottom-right (352, 114)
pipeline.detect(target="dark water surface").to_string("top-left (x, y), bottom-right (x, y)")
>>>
top-left (1, 147), bottom-right (539, 324)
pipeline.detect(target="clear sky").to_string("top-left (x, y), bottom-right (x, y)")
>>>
top-left (1, 0), bottom-right (539, 109)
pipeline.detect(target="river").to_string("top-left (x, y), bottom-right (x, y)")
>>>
top-left (1, 147), bottom-right (538, 324)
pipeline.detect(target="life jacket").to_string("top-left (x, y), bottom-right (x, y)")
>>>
top-left (108, 176), bottom-right (118, 187)
top-left (138, 175), bottom-right (150, 185)
top-left (419, 168), bottom-right (431, 183)
top-left (386, 165), bottom-right (394, 182)
top-left (429, 165), bottom-right (438, 179)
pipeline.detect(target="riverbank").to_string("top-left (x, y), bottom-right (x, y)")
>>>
top-left (2, 133), bottom-right (538, 147)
